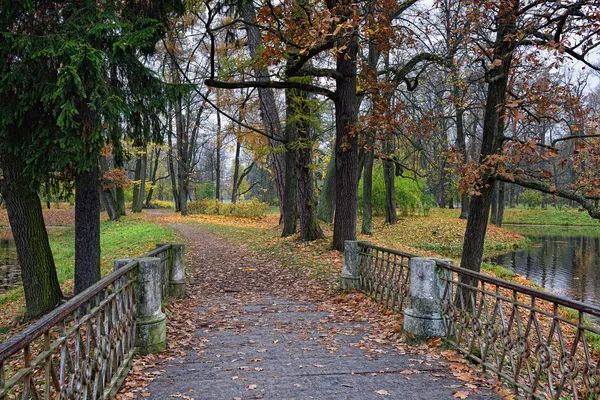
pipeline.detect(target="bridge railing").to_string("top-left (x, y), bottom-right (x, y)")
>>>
top-left (346, 241), bottom-right (600, 399)
top-left (0, 243), bottom-right (185, 400)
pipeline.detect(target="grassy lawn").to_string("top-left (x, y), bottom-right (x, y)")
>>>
top-left (430, 207), bottom-right (599, 226)
top-left (0, 215), bottom-right (179, 337)
top-left (147, 210), bottom-right (527, 294)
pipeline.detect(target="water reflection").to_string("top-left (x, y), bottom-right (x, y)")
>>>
top-left (0, 237), bottom-right (21, 294)
top-left (490, 226), bottom-right (600, 308)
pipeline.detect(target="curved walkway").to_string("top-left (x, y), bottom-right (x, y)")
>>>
top-left (121, 223), bottom-right (501, 400)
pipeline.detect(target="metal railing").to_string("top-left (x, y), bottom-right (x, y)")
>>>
top-left (0, 244), bottom-right (176, 399)
top-left (437, 260), bottom-right (600, 400)
top-left (355, 242), bottom-right (600, 399)
top-left (357, 243), bottom-right (415, 314)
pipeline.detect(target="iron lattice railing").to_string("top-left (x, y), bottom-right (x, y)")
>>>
top-left (355, 242), bottom-right (600, 399)
top-left (0, 244), bottom-right (173, 399)
top-left (437, 260), bottom-right (600, 400)
top-left (357, 243), bottom-right (415, 313)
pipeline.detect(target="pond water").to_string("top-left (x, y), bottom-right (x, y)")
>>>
top-left (489, 225), bottom-right (600, 308)
top-left (0, 236), bottom-right (21, 295)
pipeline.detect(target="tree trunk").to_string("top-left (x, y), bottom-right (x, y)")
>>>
top-left (0, 153), bottom-right (63, 318)
top-left (460, 3), bottom-right (516, 273)
top-left (454, 71), bottom-right (469, 220)
top-left (131, 147), bottom-right (143, 213)
top-left (383, 139), bottom-right (397, 225)
top-left (490, 183), bottom-right (498, 225)
top-left (317, 148), bottom-right (336, 222)
top-left (167, 131), bottom-right (180, 211)
top-left (175, 97), bottom-right (189, 216)
top-left (282, 90), bottom-right (298, 236)
top-left (99, 156), bottom-right (119, 220)
top-left (497, 181), bottom-right (505, 227)
top-left (232, 139), bottom-right (242, 204)
top-left (296, 93), bottom-right (323, 241)
top-left (332, 39), bottom-right (359, 251)
top-left (216, 109), bottom-right (222, 201)
top-left (145, 147), bottom-right (161, 207)
top-left (361, 138), bottom-right (374, 235)
top-left (240, 1), bottom-right (286, 221)
top-left (112, 136), bottom-right (127, 217)
top-left (74, 164), bottom-right (101, 295)
top-left (136, 143), bottom-right (147, 212)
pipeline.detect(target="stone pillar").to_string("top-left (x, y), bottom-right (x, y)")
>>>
top-left (403, 257), bottom-right (445, 339)
top-left (339, 240), bottom-right (360, 290)
top-left (135, 257), bottom-right (166, 354)
top-left (169, 244), bottom-right (186, 298)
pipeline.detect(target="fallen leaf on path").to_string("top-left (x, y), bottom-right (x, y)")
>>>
top-left (374, 389), bottom-right (390, 396)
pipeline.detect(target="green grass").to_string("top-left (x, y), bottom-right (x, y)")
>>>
top-left (0, 216), bottom-right (179, 305)
top-left (430, 207), bottom-right (599, 226)
top-left (505, 224), bottom-right (600, 238)
top-left (481, 262), bottom-right (518, 280)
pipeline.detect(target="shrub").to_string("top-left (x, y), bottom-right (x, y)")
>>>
top-left (195, 182), bottom-right (216, 200)
top-left (188, 199), bottom-right (269, 218)
top-left (358, 165), bottom-right (434, 216)
top-left (521, 190), bottom-right (543, 209)
top-left (150, 200), bottom-right (175, 209)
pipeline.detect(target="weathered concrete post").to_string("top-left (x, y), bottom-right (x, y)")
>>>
top-left (403, 257), bottom-right (445, 339)
top-left (169, 244), bottom-right (186, 298)
top-left (135, 257), bottom-right (166, 354)
top-left (156, 243), bottom-right (186, 299)
top-left (339, 240), bottom-right (360, 290)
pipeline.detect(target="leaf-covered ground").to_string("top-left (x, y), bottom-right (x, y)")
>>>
top-left (118, 221), bottom-right (506, 400)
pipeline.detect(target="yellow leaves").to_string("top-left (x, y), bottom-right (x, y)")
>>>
top-left (453, 390), bottom-right (470, 399)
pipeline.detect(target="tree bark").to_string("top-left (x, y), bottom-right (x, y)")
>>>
top-left (131, 146), bottom-right (143, 213)
top-left (317, 148), bottom-right (336, 222)
top-left (99, 156), bottom-right (119, 220)
top-left (361, 138), bottom-right (374, 234)
top-left (240, 1), bottom-right (286, 221)
top-left (497, 181), bottom-right (505, 227)
top-left (296, 92), bottom-right (323, 241)
top-left (232, 138), bottom-right (242, 204)
top-left (112, 136), bottom-right (127, 217)
top-left (332, 38), bottom-right (359, 251)
top-left (145, 147), bottom-right (161, 207)
top-left (167, 130), bottom-right (180, 211)
top-left (460, 3), bottom-right (517, 273)
top-left (215, 108), bottom-right (222, 201)
top-left (0, 153), bottom-right (63, 318)
top-left (74, 164), bottom-right (101, 295)
top-left (282, 90), bottom-right (298, 236)
top-left (175, 97), bottom-right (189, 215)
top-left (490, 183), bottom-right (499, 225)
top-left (383, 139), bottom-right (397, 225)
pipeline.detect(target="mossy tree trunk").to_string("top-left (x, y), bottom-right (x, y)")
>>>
top-left (361, 137), bottom-right (374, 235)
top-left (282, 89), bottom-right (298, 237)
top-left (0, 153), bottom-right (63, 318)
top-left (383, 139), bottom-right (397, 225)
top-left (317, 148), bottom-right (335, 223)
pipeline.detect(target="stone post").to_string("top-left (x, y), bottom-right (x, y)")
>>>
top-left (339, 240), bottom-right (360, 290)
top-left (403, 257), bottom-right (445, 339)
top-left (156, 243), bottom-right (186, 299)
top-left (135, 257), bottom-right (166, 354)
top-left (169, 244), bottom-right (186, 298)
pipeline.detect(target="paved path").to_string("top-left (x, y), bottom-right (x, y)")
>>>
top-left (130, 223), bottom-right (501, 400)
